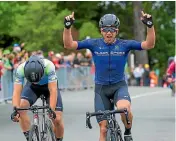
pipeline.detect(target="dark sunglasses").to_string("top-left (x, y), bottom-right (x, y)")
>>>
top-left (102, 27), bottom-right (117, 33)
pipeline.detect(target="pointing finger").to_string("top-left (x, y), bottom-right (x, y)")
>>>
top-left (72, 12), bottom-right (75, 20)
top-left (72, 12), bottom-right (74, 17)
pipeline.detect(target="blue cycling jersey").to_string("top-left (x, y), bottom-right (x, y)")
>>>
top-left (77, 38), bottom-right (143, 85)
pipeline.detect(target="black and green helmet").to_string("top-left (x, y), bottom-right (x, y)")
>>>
top-left (99, 14), bottom-right (120, 28)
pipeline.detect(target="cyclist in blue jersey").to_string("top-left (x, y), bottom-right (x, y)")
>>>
top-left (11, 55), bottom-right (64, 141)
top-left (63, 11), bottom-right (155, 141)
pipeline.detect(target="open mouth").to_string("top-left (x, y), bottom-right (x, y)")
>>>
top-left (106, 36), bottom-right (112, 39)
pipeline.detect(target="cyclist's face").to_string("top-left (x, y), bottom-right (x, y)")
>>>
top-left (101, 27), bottom-right (118, 44)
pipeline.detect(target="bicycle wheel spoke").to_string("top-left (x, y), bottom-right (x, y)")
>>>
top-left (43, 120), bottom-right (56, 141)
top-left (29, 125), bottom-right (40, 141)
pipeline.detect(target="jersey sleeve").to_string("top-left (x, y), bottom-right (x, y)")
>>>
top-left (77, 39), bottom-right (93, 50)
top-left (127, 40), bottom-right (143, 50)
top-left (167, 62), bottom-right (175, 76)
top-left (46, 62), bottom-right (57, 83)
top-left (14, 63), bottom-right (25, 85)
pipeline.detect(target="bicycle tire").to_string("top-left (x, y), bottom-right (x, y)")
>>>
top-left (43, 119), bottom-right (56, 141)
top-left (29, 125), bottom-right (40, 141)
top-left (106, 129), bottom-right (118, 141)
top-left (116, 127), bottom-right (123, 141)
top-left (116, 132), bottom-right (123, 141)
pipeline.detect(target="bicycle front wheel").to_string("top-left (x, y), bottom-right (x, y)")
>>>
top-left (43, 119), bottom-right (56, 141)
top-left (106, 129), bottom-right (118, 141)
top-left (29, 125), bottom-right (40, 141)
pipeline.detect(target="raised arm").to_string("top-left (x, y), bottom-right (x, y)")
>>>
top-left (63, 12), bottom-right (78, 49)
top-left (141, 11), bottom-right (155, 50)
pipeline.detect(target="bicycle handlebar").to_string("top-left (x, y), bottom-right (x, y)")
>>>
top-left (86, 108), bottom-right (130, 129)
top-left (14, 105), bottom-right (49, 111)
top-left (11, 105), bottom-right (56, 121)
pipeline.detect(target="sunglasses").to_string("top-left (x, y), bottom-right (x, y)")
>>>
top-left (101, 27), bottom-right (117, 33)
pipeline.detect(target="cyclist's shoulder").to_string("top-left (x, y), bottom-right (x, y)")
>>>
top-left (43, 58), bottom-right (54, 66)
top-left (116, 38), bottom-right (136, 43)
top-left (83, 38), bottom-right (102, 41)
top-left (116, 38), bottom-right (140, 47)
top-left (15, 62), bottom-right (26, 77)
top-left (81, 38), bottom-right (102, 44)
top-left (43, 58), bottom-right (56, 74)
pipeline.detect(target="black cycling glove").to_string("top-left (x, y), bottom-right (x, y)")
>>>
top-left (11, 107), bottom-right (20, 122)
top-left (64, 18), bottom-right (74, 29)
top-left (142, 15), bottom-right (153, 28)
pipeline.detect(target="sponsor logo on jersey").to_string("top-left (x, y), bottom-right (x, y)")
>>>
top-left (115, 45), bottom-right (120, 50)
top-left (94, 51), bottom-right (125, 56)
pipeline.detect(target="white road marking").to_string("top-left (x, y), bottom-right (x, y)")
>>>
top-left (131, 90), bottom-right (170, 99)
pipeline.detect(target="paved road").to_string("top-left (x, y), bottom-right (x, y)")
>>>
top-left (0, 87), bottom-right (175, 141)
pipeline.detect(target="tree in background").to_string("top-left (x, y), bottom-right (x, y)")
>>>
top-left (0, 1), bottom-right (174, 76)
top-left (133, 1), bottom-right (148, 65)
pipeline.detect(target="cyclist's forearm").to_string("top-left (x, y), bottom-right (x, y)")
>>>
top-left (145, 26), bottom-right (155, 48)
top-left (12, 84), bottom-right (22, 107)
top-left (12, 92), bottom-right (21, 108)
top-left (63, 28), bottom-right (74, 48)
top-left (49, 90), bottom-right (57, 111)
top-left (12, 93), bottom-right (21, 107)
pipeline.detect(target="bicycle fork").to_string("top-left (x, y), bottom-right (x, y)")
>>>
top-left (107, 115), bottom-right (123, 141)
top-left (41, 98), bottom-right (47, 140)
top-left (33, 110), bottom-right (42, 141)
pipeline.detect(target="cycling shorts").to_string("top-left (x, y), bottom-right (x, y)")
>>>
top-left (94, 80), bottom-right (131, 123)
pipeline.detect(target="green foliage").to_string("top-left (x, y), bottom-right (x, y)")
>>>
top-left (79, 22), bottom-right (101, 40)
top-left (9, 2), bottom-right (71, 52)
top-left (0, 1), bottom-right (175, 76)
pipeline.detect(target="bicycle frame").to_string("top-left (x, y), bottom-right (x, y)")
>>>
top-left (107, 114), bottom-right (118, 133)
top-left (31, 107), bottom-right (42, 141)
top-left (106, 114), bottom-right (123, 140)
top-left (12, 95), bottom-right (56, 141)
top-left (31, 95), bottom-right (47, 140)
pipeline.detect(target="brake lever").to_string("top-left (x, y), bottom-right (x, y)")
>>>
top-left (124, 108), bottom-right (130, 125)
top-left (11, 107), bottom-right (20, 122)
top-left (47, 107), bottom-right (56, 119)
top-left (86, 112), bottom-right (92, 129)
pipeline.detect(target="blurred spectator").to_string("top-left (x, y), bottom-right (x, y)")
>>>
top-left (143, 64), bottom-right (150, 86)
top-left (2, 50), bottom-right (13, 71)
top-left (13, 52), bottom-right (22, 69)
top-left (73, 53), bottom-right (85, 89)
top-left (20, 42), bottom-right (25, 50)
top-left (0, 59), bottom-right (3, 90)
top-left (37, 50), bottom-right (44, 58)
top-left (13, 43), bottom-right (21, 53)
top-left (1, 50), bottom-right (13, 103)
top-left (23, 51), bottom-right (29, 61)
top-left (73, 53), bottom-right (84, 68)
top-left (31, 51), bottom-right (37, 55)
top-left (65, 54), bottom-right (74, 68)
top-left (133, 64), bottom-right (144, 86)
top-left (83, 49), bottom-right (93, 67)
top-left (125, 63), bottom-right (130, 84)
top-left (149, 70), bottom-right (158, 87)
top-left (48, 51), bottom-right (54, 61)
top-left (59, 52), bottom-right (65, 64)
top-left (51, 54), bottom-right (60, 70)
